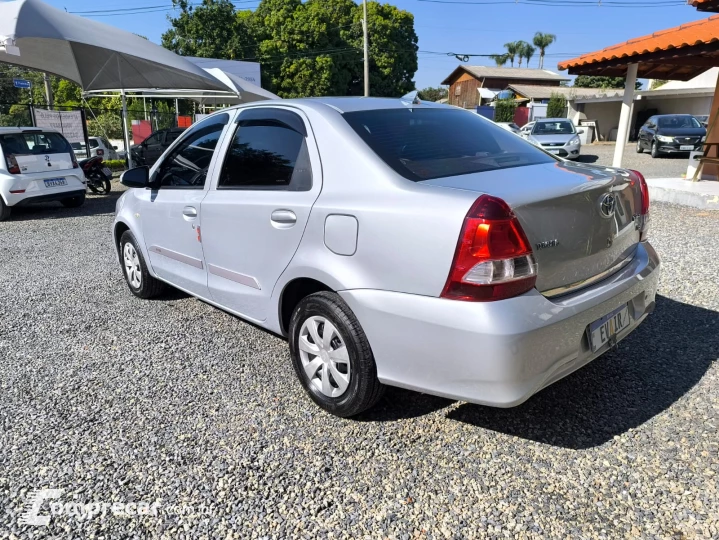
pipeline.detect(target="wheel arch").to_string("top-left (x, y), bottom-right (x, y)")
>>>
top-left (278, 277), bottom-right (334, 337)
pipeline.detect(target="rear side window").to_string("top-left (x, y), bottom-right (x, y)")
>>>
top-left (342, 108), bottom-right (554, 182)
top-left (0, 132), bottom-right (72, 157)
top-left (89, 139), bottom-right (100, 149)
top-left (218, 109), bottom-right (312, 191)
top-left (155, 113), bottom-right (229, 189)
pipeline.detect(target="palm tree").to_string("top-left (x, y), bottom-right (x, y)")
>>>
top-left (515, 41), bottom-right (530, 68)
top-left (522, 44), bottom-right (536, 68)
top-left (489, 53), bottom-right (510, 67)
top-left (533, 32), bottom-right (557, 69)
top-left (503, 41), bottom-right (521, 67)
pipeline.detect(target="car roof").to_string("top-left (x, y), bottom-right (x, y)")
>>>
top-left (213, 96), bottom-right (451, 116)
top-left (535, 118), bottom-right (572, 122)
top-left (0, 126), bottom-right (60, 134)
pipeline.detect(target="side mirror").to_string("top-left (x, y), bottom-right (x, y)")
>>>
top-left (120, 166), bottom-right (150, 188)
top-left (577, 129), bottom-right (585, 134)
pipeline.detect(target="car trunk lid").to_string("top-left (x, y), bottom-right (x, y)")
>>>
top-left (423, 161), bottom-right (643, 296)
top-left (0, 131), bottom-right (75, 173)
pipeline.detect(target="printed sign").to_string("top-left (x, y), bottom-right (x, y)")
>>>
top-left (33, 109), bottom-right (86, 144)
top-left (13, 78), bottom-right (31, 89)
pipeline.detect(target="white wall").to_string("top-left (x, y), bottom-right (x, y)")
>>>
top-left (581, 101), bottom-right (622, 141)
top-left (634, 96), bottom-right (713, 117)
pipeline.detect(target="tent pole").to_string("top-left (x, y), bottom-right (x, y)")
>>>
top-left (363, 0), bottom-right (369, 97)
top-left (122, 90), bottom-right (133, 169)
top-left (612, 63), bottom-right (638, 168)
top-left (175, 98), bottom-right (179, 127)
top-left (143, 97), bottom-right (147, 121)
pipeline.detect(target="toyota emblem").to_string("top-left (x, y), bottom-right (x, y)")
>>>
top-left (599, 193), bottom-right (616, 218)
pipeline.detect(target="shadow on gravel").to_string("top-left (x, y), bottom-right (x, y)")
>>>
top-left (6, 189), bottom-right (122, 222)
top-left (355, 387), bottom-right (454, 422)
top-left (446, 295), bottom-right (717, 449)
top-left (574, 155), bottom-right (599, 164)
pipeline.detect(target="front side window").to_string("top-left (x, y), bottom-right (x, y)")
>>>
top-left (144, 133), bottom-right (161, 146)
top-left (343, 108), bottom-right (554, 182)
top-left (89, 139), bottom-right (100, 149)
top-left (166, 130), bottom-right (183, 144)
top-left (155, 114), bottom-right (229, 189)
top-left (532, 120), bottom-right (576, 135)
top-left (218, 110), bottom-right (312, 191)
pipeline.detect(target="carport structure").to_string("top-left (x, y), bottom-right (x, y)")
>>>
top-left (558, 11), bottom-right (719, 176)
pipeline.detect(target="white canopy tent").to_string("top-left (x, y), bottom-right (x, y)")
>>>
top-left (0, 0), bottom-right (237, 166)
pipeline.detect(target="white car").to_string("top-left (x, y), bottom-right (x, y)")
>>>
top-left (71, 137), bottom-right (119, 160)
top-left (0, 127), bottom-right (86, 221)
top-left (519, 122), bottom-right (535, 138)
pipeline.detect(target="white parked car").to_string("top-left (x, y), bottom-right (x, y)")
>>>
top-left (70, 136), bottom-right (119, 160)
top-left (0, 127), bottom-right (86, 221)
top-left (114, 98), bottom-right (658, 417)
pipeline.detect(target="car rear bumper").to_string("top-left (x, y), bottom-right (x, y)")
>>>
top-left (12, 189), bottom-right (85, 207)
top-left (339, 241), bottom-right (660, 407)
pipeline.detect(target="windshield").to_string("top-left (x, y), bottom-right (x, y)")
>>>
top-left (0, 131), bottom-right (73, 156)
top-left (657, 116), bottom-right (702, 129)
top-left (532, 120), bottom-right (576, 136)
top-left (342, 108), bottom-right (555, 182)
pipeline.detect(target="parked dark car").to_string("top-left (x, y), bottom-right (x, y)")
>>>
top-left (129, 128), bottom-right (186, 167)
top-left (636, 114), bottom-right (706, 158)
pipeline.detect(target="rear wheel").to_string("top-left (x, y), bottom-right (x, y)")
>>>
top-left (636, 139), bottom-right (643, 153)
top-left (61, 193), bottom-right (85, 208)
top-left (650, 140), bottom-right (660, 159)
top-left (92, 178), bottom-right (111, 195)
top-left (0, 198), bottom-right (10, 221)
top-left (119, 230), bottom-right (165, 299)
top-left (289, 291), bottom-right (385, 417)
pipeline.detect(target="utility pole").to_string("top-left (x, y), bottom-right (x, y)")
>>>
top-left (363, 0), bottom-right (369, 97)
top-left (43, 72), bottom-right (53, 109)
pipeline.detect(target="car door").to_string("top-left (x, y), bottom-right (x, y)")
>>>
top-left (644, 117), bottom-right (657, 147)
top-left (137, 113), bottom-right (231, 298)
top-left (200, 106), bottom-right (322, 323)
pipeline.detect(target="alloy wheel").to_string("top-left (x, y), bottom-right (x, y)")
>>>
top-left (123, 242), bottom-right (142, 289)
top-left (298, 316), bottom-right (351, 398)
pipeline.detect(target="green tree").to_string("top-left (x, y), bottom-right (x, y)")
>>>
top-left (494, 98), bottom-right (517, 122)
top-left (650, 79), bottom-right (668, 89)
top-left (532, 32), bottom-right (556, 70)
top-left (489, 53), bottom-right (510, 67)
top-left (521, 43), bottom-right (536, 68)
top-left (514, 41), bottom-right (530, 68)
top-left (574, 75), bottom-right (642, 90)
top-left (417, 86), bottom-right (447, 102)
top-left (503, 41), bottom-right (521, 67)
top-left (547, 92), bottom-right (567, 117)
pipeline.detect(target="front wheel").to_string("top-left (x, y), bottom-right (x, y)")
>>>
top-left (119, 231), bottom-right (165, 299)
top-left (289, 292), bottom-right (385, 417)
top-left (650, 141), bottom-right (660, 159)
top-left (636, 139), bottom-right (643, 153)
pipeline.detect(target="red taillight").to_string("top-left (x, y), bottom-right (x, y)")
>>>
top-left (628, 169), bottom-right (650, 240)
top-left (5, 153), bottom-right (21, 174)
top-left (72, 155), bottom-right (79, 169)
top-left (441, 195), bottom-right (538, 302)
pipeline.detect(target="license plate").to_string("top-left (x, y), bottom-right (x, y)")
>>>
top-left (44, 178), bottom-right (67, 188)
top-left (102, 167), bottom-right (112, 177)
top-left (588, 304), bottom-right (631, 352)
top-left (547, 149), bottom-right (560, 154)
top-left (680, 145), bottom-right (694, 151)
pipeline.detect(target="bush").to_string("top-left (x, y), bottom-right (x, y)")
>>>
top-left (494, 98), bottom-right (517, 123)
top-left (547, 92), bottom-right (567, 118)
top-left (103, 159), bottom-right (126, 171)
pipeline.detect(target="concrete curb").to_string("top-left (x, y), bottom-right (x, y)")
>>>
top-left (646, 178), bottom-right (719, 210)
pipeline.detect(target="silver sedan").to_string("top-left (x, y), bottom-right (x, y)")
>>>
top-left (526, 118), bottom-right (583, 160)
top-left (114, 97), bottom-right (659, 417)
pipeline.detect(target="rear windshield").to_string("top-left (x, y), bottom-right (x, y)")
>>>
top-left (0, 132), bottom-right (73, 156)
top-left (532, 120), bottom-right (576, 135)
top-left (342, 108), bottom-right (554, 181)
top-left (657, 116), bottom-right (702, 129)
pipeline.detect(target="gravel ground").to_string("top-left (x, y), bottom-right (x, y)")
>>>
top-left (1, 185), bottom-right (718, 539)
top-left (577, 143), bottom-right (691, 179)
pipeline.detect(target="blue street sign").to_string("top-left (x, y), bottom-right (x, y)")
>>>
top-left (13, 78), bottom-right (31, 89)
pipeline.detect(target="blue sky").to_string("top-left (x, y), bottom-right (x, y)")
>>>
top-left (44, 0), bottom-right (708, 89)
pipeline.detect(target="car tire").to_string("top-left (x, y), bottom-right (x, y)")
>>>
top-left (119, 230), bottom-right (165, 299)
top-left (0, 197), bottom-right (11, 221)
top-left (636, 139), bottom-right (643, 153)
top-left (61, 193), bottom-right (85, 208)
top-left (650, 141), bottom-right (660, 159)
top-left (289, 291), bottom-right (385, 417)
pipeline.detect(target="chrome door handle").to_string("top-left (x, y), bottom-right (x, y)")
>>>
top-left (183, 206), bottom-right (198, 219)
top-left (270, 209), bottom-right (297, 228)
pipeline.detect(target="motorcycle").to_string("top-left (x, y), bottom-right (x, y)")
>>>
top-left (79, 156), bottom-right (113, 195)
